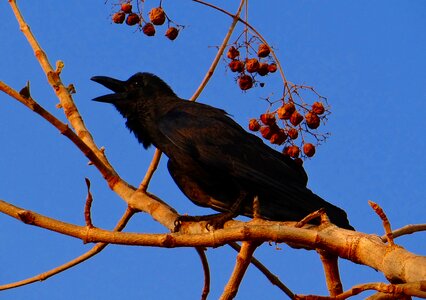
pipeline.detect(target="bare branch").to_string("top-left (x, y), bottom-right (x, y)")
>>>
top-left (228, 242), bottom-right (295, 299)
top-left (195, 247), bottom-right (211, 300)
top-left (220, 241), bottom-right (260, 299)
top-left (369, 201), bottom-right (394, 246)
top-left (84, 178), bottom-right (94, 228)
top-left (138, 148), bottom-right (162, 191)
top-left (381, 224), bottom-right (426, 243)
top-left (190, 0), bottom-right (246, 101)
top-left (295, 208), bottom-right (326, 228)
top-left (297, 280), bottom-right (426, 299)
top-left (0, 81), bottom-right (123, 191)
top-left (1, 198), bottom-right (426, 284)
top-left (0, 82), bottom-right (178, 228)
top-left (0, 207), bottom-right (135, 291)
top-left (318, 250), bottom-right (343, 296)
top-left (8, 0), bottom-right (106, 163)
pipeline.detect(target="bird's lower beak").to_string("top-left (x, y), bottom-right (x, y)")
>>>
top-left (91, 76), bottom-right (127, 103)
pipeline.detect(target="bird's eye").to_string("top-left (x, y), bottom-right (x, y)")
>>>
top-left (133, 80), bottom-right (144, 87)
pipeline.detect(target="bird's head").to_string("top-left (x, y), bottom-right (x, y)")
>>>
top-left (91, 72), bottom-right (176, 107)
top-left (91, 72), bottom-right (176, 148)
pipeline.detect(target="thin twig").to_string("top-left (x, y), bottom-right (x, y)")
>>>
top-left (296, 280), bottom-right (426, 300)
top-left (190, 0), bottom-right (246, 101)
top-left (84, 178), bottom-right (94, 228)
top-left (317, 250), bottom-right (343, 296)
top-left (295, 208), bottom-right (326, 228)
top-left (381, 223), bottom-right (426, 243)
top-left (193, 0), bottom-right (290, 97)
top-left (228, 242), bottom-right (295, 299)
top-left (0, 207), bottom-right (135, 291)
top-left (0, 82), bottom-right (121, 190)
top-left (195, 247), bottom-right (211, 300)
top-left (138, 148), bottom-right (162, 191)
top-left (368, 201), bottom-right (394, 246)
top-left (220, 241), bottom-right (260, 300)
top-left (8, 0), bottom-right (109, 166)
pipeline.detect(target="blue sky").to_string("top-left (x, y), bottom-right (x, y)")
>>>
top-left (1, 1), bottom-right (425, 299)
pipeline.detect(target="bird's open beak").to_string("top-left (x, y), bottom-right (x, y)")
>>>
top-left (91, 76), bottom-right (127, 103)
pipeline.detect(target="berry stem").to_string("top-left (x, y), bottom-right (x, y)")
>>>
top-left (190, 0), bottom-right (246, 102)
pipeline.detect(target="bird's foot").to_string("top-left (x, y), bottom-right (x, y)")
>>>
top-left (174, 212), bottom-right (234, 232)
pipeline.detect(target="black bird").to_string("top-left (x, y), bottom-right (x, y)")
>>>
top-left (91, 72), bottom-right (354, 230)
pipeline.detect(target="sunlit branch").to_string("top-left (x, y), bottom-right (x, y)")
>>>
top-left (220, 241), bottom-right (260, 300)
top-left (195, 247), bottom-right (211, 300)
top-left (0, 207), bottom-right (135, 291)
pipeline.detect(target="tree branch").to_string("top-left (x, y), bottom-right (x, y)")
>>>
top-left (190, 0), bottom-right (246, 102)
top-left (220, 241), bottom-right (260, 299)
top-left (0, 206), bottom-right (135, 291)
top-left (297, 280), bottom-right (426, 300)
top-left (195, 247), bottom-right (211, 300)
top-left (318, 250), bottom-right (343, 296)
top-left (1, 198), bottom-right (425, 284)
top-left (8, 0), bottom-right (106, 162)
top-left (228, 242), bottom-right (295, 298)
top-left (381, 224), bottom-right (426, 243)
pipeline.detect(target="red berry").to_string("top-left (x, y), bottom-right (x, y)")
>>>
top-left (229, 60), bottom-right (244, 73)
top-left (277, 102), bottom-right (295, 120)
top-left (290, 111), bottom-right (303, 126)
top-left (126, 13), bottom-right (140, 26)
top-left (257, 63), bottom-right (269, 76)
top-left (142, 23), bottom-right (156, 36)
top-left (112, 12), bottom-right (125, 24)
top-left (287, 128), bottom-right (299, 139)
top-left (286, 145), bottom-right (300, 158)
top-left (245, 58), bottom-right (259, 73)
top-left (238, 75), bottom-right (253, 90)
top-left (149, 7), bottom-right (166, 25)
top-left (257, 44), bottom-right (270, 58)
top-left (268, 63), bottom-right (277, 73)
top-left (303, 143), bottom-right (316, 157)
top-left (260, 113), bottom-right (276, 126)
top-left (312, 102), bottom-right (325, 115)
top-left (121, 3), bottom-right (132, 13)
top-left (165, 27), bottom-right (179, 40)
top-left (270, 129), bottom-right (287, 145)
top-left (260, 126), bottom-right (274, 139)
top-left (248, 119), bottom-right (261, 131)
top-left (305, 112), bottom-right (320, 129)
top-left (227, 46), bottom-right (240, 59)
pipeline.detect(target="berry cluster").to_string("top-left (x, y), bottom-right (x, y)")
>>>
top-left (226, 43), bottom-right (277, 91)
top-left (248, 97), bottom-right (329, 159)
top-left (109, 1), bottom-right (331, 161)
top-left (112, 1), bottom-right (181, 40)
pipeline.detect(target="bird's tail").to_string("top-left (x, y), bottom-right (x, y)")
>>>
top-left (254, 188), bottom-right (354, 230)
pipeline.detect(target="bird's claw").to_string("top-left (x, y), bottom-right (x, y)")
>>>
top-left (173, 213), bottom-right (233, 232)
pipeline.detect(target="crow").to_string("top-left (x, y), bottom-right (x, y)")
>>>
top-left (91, 72), bottom-right (354, 230)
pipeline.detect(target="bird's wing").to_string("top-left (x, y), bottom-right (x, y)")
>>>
top-left (157, 102), bottom-right (308, 190)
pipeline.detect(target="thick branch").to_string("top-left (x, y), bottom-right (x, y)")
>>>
top-left (1, 199), bottom-right (425, 284)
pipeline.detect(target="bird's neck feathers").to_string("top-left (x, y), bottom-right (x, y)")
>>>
top-left (115, 94), bottom-right (181, 149)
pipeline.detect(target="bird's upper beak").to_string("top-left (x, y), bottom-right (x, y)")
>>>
top-left (91, 76), bottom-right (127, 103)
